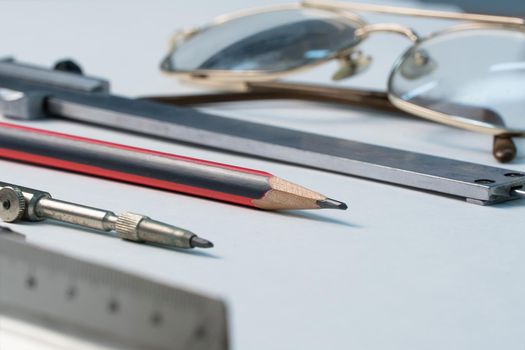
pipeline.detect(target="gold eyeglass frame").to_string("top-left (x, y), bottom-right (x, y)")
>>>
top-left (156, 0), bottom-right (525, 162)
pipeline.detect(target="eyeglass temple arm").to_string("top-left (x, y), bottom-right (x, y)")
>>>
top-left (143, 81), bottom-right (516, 162)
top-left (302, 0), bottom-right (524, 25)
top-left (145, 82), bottom-right (396, 111)
top-left (412, 97), bottom-right (516, 162)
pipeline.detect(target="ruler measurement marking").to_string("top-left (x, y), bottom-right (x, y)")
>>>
top-left (0, 237), bottom-right (228, 350)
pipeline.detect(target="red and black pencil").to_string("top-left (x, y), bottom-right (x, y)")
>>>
top-left (0, 122), bottom-right (347, 210)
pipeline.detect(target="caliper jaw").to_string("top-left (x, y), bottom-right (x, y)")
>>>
top-left (0, 58), bottom-right (109, 120)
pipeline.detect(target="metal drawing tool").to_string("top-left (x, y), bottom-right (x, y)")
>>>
top-left (0, 122), bottom-right (346, 211)
top-left (0, 59), bottom-right (524, 205)
top-left (0, 181), bottom-right (213, 249)
top-left (0, 228), bottom-right (228, 350)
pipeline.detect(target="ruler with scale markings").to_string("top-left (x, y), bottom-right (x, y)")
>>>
top-left (0, 228), bottom-right (228, 350)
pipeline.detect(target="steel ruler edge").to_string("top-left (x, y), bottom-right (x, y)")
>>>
top-left (0, 59), bottom-right (524, 205)
top-left (0, 231), bottom-right (229, 350)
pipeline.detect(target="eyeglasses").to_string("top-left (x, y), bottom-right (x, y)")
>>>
top-left (157, 0), bottom-right (525, 162)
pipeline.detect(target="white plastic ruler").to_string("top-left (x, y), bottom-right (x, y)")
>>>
top-left (0, 229), bottom-right (228, 350)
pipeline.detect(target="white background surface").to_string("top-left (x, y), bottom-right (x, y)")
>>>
top-left (1, 1), bottom-right (524, 349)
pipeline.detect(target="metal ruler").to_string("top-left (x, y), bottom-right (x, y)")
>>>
top-left (0, 59), bottom-right (524, 205)
top-left (0, 229), bottom-right (228, 350)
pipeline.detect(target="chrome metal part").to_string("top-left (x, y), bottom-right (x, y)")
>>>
top-left (116, 212), bottom-right (144, 241)
top-left (0, 234), bottom-right (228, 350)
top-left (1, 60), bottom-right (525, 205)
top-left (0, 187), bottom-right (26, 222)
top-left (0, 181), bottom-right (51, 220)
top-left (0, 88), bottom-right (48, 119)
top-left (0, 60), bottom-right (109, 93)
top-left (115, 212), bottom-right (196, 248)
top-left (35, 197), bottom-right (118, 231)
top-left (514, 188), bottom-right (525, 198)
top-left (0, 181), bottom-right (212, 249)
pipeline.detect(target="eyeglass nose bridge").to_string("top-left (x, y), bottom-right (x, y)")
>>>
top-left (331, 23), bottom-right (421, 81)
top-left (355, 23), bottom-right (421, 42)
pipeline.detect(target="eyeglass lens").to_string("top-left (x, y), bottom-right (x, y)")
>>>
top-left (390, 28), bottom-right (525, 132)
top-left (165, 8), bottom-right (363, 73)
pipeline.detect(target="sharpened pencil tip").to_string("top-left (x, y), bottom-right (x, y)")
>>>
top-left (317, 198), bottom-right (348, 210)
top-left (190, 236), bottom-right (214, 248)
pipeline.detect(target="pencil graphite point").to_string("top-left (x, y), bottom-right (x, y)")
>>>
top-left (317, 198), bottom-right (348, 210)
top-left (190, 236), bottom-right (214, 248)
top-left (251, 177), bottom-right (349, 210)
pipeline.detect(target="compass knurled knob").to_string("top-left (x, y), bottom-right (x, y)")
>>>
top-left (0, 187), bottom-right (26, 223)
